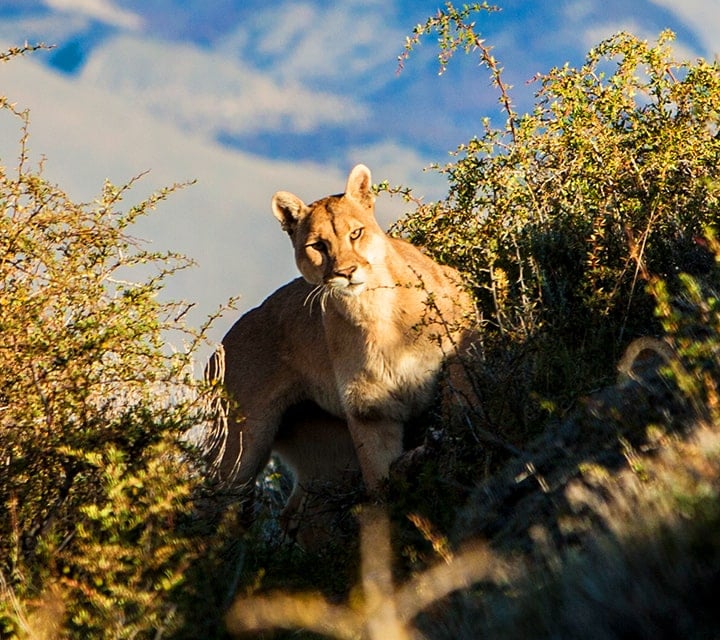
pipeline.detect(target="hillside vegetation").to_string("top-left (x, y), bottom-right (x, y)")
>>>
top-left (2, 4), bottom-right (720, 638)
top-left (0, 44), bottom-right (229, 639)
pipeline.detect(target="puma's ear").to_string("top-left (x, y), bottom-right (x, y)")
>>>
top-left (272, 191), bottom-right (307, 235)
top-left (344, 164), bottom-right (375, 207)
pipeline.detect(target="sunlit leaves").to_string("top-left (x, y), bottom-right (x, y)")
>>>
top-left (0, 45), bottom-right (219, 638)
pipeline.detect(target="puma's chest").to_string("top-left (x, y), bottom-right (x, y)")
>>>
top-left (319, 287), bottom-right (452, 419)
top-left (331, 332), bottom-right (444, 421)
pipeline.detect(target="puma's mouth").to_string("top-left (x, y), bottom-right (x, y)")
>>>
top-left (344, 281), bottom-right (366, 294)
top-left (326, 277), bottom-right (365, 295)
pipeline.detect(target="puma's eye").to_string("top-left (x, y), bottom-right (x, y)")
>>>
top-left (307, 240), bottom-right (327, 254)
top-left (349, 227), bottom-right (363, 241)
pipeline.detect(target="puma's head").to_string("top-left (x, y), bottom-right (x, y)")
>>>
top-left (271, 164), bottom-right (389, 298)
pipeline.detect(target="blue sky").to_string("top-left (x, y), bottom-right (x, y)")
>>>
top-left (0, 0), bottom-right (717, 344)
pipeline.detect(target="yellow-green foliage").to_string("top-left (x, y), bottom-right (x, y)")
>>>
top-left (2, 7), bottom-right (720, 637)
top-left (400, 14), bottom-right (719, 333)
top-left (222, 9), bottom-right (720, 638)
top-left (650, 233), bottom-right (720, 424)
top-left (0, 48), bottom-right (219, 638)
top-left (394, 4), bottom-right (720, 440)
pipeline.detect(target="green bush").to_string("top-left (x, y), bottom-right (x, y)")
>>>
top-left (0, 46), bottom-right (222, 638)
top-left (3, 6), bottom-right (720, 636)
top-left (650, 231), bottom-right (720, 424)
top-left (394, 4), bottom-right (720, 443)
top-left (225, 7), bottom-right (720, 632)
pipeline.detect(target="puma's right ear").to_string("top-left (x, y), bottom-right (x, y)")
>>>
top-left (272, 191), bottom-right (307, 235)
top-left (344, 164), bottom-right (375, 208)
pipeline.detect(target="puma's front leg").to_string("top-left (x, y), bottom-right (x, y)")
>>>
top-left (347, 416), bottom-right (404, 492)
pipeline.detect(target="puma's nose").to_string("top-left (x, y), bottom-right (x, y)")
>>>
top-left (333, 265), bottom-right (357, 280)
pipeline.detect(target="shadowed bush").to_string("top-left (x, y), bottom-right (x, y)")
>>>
top-left (3, 5), bottom-right (720, 637)
top-left (225, 5), bottom-right (720, 639)
top-left (393, 8), bottom-right (720, 447)
top-left (0, 46), bottom-right (228, 638)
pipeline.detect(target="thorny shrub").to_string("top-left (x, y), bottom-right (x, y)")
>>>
top-left (393, 4), bottom-right (720, 445)
top-left (225, 5), bottom-right (720, 632)
top-left (0, 45), bottom-right (224, 638)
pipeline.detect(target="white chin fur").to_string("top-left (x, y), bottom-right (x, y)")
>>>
top-left (327, 280), bottom-right (365, 295)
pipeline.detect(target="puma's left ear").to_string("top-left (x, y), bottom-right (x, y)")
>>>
top-left (344, 164), bottom-right (375, 207)
top-left (272, 191), bottom-right (308, 236)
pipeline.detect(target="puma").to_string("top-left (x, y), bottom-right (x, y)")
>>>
top-left (209, 164), bottom-right (475, 533)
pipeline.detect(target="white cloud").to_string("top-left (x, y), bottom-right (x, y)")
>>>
top-left (0, 50), bottom-right (345, 346)
top-left (254, 3), bottom-right (316, 57)
top-left (0, 13), bottom-right (91, 48)
top-left (562, 1), bottom-right (595, 23)
top-left (579, 3), bottom-right (718, 63)
top-left (267, 3), bottom-right (401, 81)
top-left (43, 0), bottom-right (143, 30)
top-left (0, 50), bottom-right (430, 350)
top-left (648, 0), bottom-right (720, 59)
top-left (218, 0), bottom-right (403, 90)
top-left (581, 19), bottom-right (648, 49)
top-left (80, 35), bottom-right (368, 139)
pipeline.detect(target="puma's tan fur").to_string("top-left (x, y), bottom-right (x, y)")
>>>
top-left (210, 164), bottom-right (474, 531)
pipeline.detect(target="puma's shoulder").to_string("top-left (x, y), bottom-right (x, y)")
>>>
top-left (222, 278), bottom-right (316, 349)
